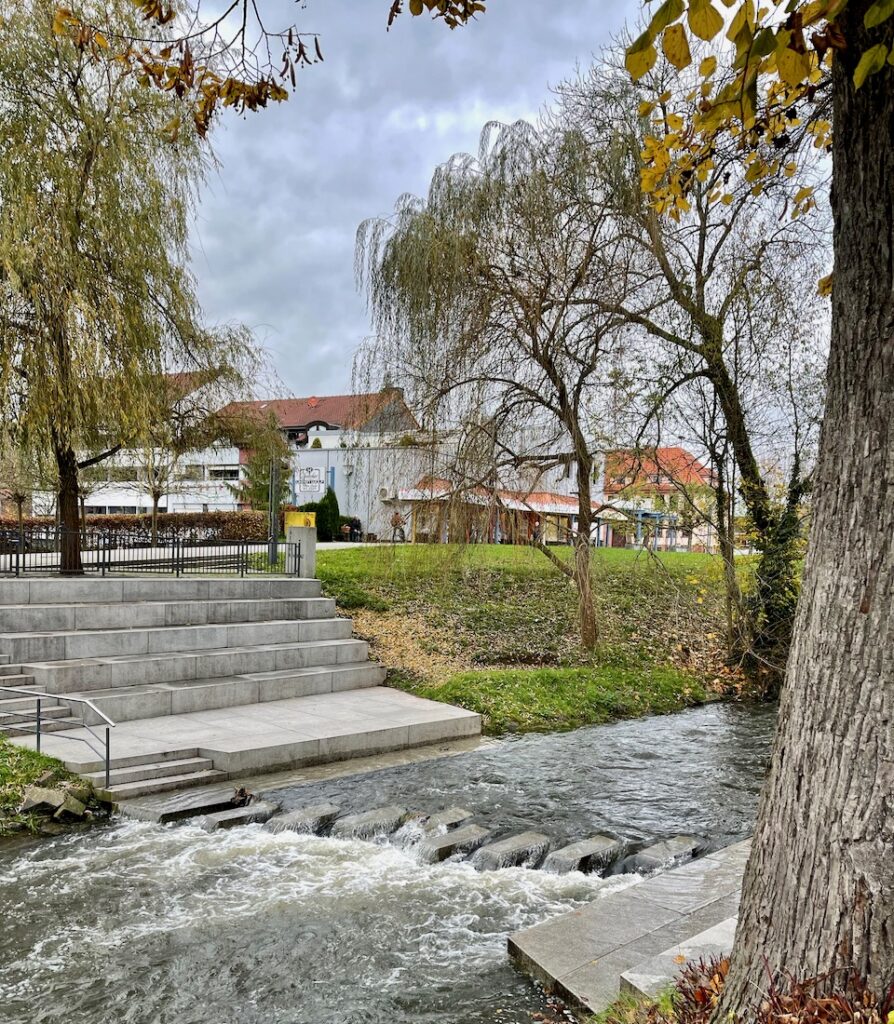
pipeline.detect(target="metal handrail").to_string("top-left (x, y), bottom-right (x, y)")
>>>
top-left (0, 685), bottom-right (115, 787)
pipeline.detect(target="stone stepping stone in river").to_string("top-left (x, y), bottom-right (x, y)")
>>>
top-left (330, 805), bottom-right (409, 840)
top-left (543, 835), bottom-right (622, 875)
top-left (418, 824), bottom-right (491, 864)
top-left (619, 834), bottom-right (705, 874)
top-left (265, 802), bottom-right (341, 835)
top-left (194, 800), bottom-right (280, 832)
top-left (422, 807), bottom-right (474, 833)
top-left (471, 831), bottom-right (551, 871)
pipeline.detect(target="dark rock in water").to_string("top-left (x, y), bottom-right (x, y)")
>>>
top-left (543, 835), bottom-right (622, 875)
top-left (418, 824), bottom-right (491, 863)
top-left (265, 803), bottom-right (341, 835)
top-left (18, 786), bottom-right (67, 815)
top-left (422, 807), bottom-right (473, 833)
top-left (619, 835), bottom-right (704, 874)
top-left (330, 805), bottom-right (408, 840)
top-left (471, 831), bottom-right (551, 871)
top-left (194, 800), bottom-right (279, 832)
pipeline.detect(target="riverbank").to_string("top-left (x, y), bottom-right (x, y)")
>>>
top-left (317, 544), bottom-right (738, 734)
top-left (0, 737), bottom-right (99, 836)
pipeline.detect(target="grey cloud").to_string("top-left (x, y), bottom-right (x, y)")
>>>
top-left (193, 0), bottom-right (639, 396)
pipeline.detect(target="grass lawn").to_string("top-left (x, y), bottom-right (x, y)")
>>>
top-left (0, 737), bottom-right (81, 836)
top-left (316, 544), bottom-right (733, 734)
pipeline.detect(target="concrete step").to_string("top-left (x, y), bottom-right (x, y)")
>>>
top-left (69, 662), bottom-right (387, 724)
top-left (619, 917), bottom-right (738, 999)
top-left (0, 705), bottom-right (70, 723)
top-left (0, 597), bottom-right (337, 633)
top-left (1, 616), bottom-right (352, 663)
top-left (0, 690), bottom-right (52, 712)
top-left (97, 768), bottom-right (228, 801)
top-left (0, 665), bottom-right (28, 677)
top-left (65, 747), bottom-right (204, 775)
top-left (0, 577), bottom-right (323, 606)
top-left (25, 637), bottom-right (372, 695)
top-left (1, 716), bottom-right (83, 735)
top-left (82, 756), bottom-right (215, 787)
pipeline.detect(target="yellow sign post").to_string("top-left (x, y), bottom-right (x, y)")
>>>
top-left (285, 511), bottom-right (316, 530)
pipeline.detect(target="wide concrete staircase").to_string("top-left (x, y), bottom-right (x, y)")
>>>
top-left (0, 577), bottom-right (480, 798)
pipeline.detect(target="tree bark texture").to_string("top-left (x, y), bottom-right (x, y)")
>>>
top-left (720, 7), bottom-right (893, 1010)
top-left (54, 439), bottom-right (83, 575)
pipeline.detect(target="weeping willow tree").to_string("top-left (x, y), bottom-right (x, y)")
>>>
top-left (357, 121), bottom-right (631, 650)
top-left (0, 0), bottom-right (256, 572)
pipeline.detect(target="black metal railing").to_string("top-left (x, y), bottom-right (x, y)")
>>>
top-left (0, 527), bottom-right (299, 577)
top-left (0, 685), bottom-right (114, 788)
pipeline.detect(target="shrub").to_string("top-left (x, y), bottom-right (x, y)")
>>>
top-left (1, 510), bottom-right (268, 542)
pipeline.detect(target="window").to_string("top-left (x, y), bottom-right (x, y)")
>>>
top-left (178, 464), bottom-right (204, 481)
top-left (209, 468), bottom-right (239, 481)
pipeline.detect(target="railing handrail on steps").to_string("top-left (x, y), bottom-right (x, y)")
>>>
top-left (0, 684), bottom-right (115, 787)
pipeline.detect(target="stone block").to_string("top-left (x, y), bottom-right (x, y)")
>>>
top-left (194, 799), bottom-right (279, 832)
top-left (423, 807), bottom-right (473, 832)
top-left (620, 835), bottom-right (705, 875)
top-left (472, 831), bottom-right (551, 870)
top-left (265, 802), bottom-right (341, 834)
top-left (18, 785), bottom-right (67, 814)
top-left (418, 823), bottom-right (491, 863)
top-left (330, 805), bottom-right (409, 839)
top-left (52, 793), bottom-right (88, 822)
top-left (544, 835), bottom-right (622, 875)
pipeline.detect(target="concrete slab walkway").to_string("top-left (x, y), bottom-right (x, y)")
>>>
top-left (15, 686), bottom-right (480, 777)
top-left (508, 840), bottom-right (749, 1015)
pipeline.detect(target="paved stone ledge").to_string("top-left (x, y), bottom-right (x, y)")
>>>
top-left (508, 840), bottom-right (750, 1015)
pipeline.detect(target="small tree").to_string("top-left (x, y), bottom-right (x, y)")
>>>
top-left (358, 120), bottom-right (627, 649)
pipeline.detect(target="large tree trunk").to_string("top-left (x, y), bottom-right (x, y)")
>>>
top-left (54, 439), bottom-right (83, 575)
top-left (719, 8), bottom-right (894, 1012)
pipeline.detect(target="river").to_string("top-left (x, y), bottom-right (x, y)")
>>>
top-left (0, 702), bottom-right (775, 1024)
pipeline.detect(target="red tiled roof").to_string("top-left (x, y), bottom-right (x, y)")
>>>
top-left (217, 391), bottom-right (415, 431)
top-left (604, 446), bottom-right (713, 494)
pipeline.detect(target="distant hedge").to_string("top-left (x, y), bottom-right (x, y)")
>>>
top-left (0, 511), bottom-right (268, 541)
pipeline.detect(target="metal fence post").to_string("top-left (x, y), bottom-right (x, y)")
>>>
top-left (105, 727), bottom-right (111, 789)
top-left (35, 698), bottom-right (41, 754)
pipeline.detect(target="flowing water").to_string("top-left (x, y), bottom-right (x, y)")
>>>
top-left (0, 702), bottom-right (775, 1024)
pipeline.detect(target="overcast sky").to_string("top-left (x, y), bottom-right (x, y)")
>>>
top-left (192, 0), bottom-right (638, 399)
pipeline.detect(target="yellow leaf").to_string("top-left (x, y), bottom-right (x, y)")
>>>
top-left (689, 0), bottom-right (724, 40)
top-left (777, 43), bottom-right (811, 86)
top-left (663, 24), bottom-right (692, 70)
top-left (93, 31), bottom-right (109, 48)
top-left (626, 41), bottom-right (658, 81)
top-left (721, 193), bottom-right (734, 205)
top-left (699, 55), bottom-right (718, 77)
top-left (794, 185), bottom-right (814, 203)
top-left (853, 43), bottom-right (889, 87)
top-left (817, 274), bottom-right (833, 297)
top-left (409, 0), bottom-right (424, 14)
top-left (666, 112), bottom-right (684, 131)
top-left (865, 0), bottom-right (894, 29)
top-left (638, 100), bottom-right (656, 116)
top-left (784, 161), bottom-right (797, 177)
top-left (648, 0), bottom-right (686, 37)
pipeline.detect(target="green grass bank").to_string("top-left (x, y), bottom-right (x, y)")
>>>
top-left (0, 738), bottom-right (81, 836)
top-left (317, 544), bottom-right (733, 734)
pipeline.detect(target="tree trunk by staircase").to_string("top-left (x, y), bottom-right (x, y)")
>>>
top-left (719, 5), bottom-right (894, 1010)
top-left (54, 439), bottom-right (83, 576)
